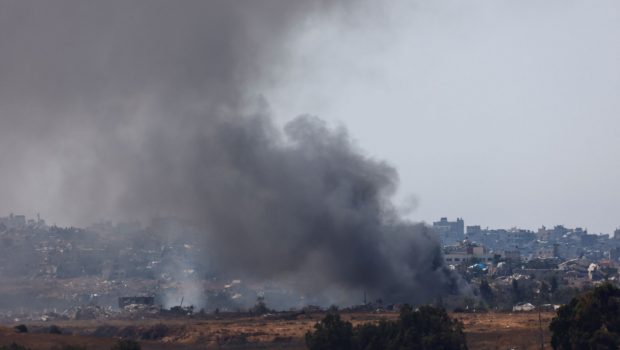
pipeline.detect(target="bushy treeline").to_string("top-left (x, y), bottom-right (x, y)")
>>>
top-left (0, 340), bottom-right (139, 350)
top-left (550, 283), bottom-right (620, 349)
top-left (305, 305), bottom-right (467, 350)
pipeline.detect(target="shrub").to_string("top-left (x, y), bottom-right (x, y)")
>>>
top-left (13, 325), bottom-right (28, 333)
top-left (49, 325), bottom-right (63, 334)
top-left (110, 340), bottom-right (140, 350)
top-left (550, 283), bottom-right (620, 349)
top-left (0, 343), bottom-right (30, 350)
top-left (140, 323), bottom-right (169, 340)
top-left (56, 346), bottom-right (87, 350)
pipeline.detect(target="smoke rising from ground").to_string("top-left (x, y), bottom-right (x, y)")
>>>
top-left (0, 1), bottom-right (457, 304)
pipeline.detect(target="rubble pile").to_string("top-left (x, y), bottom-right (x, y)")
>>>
top-left (66, 305), bottom-right (114, 320)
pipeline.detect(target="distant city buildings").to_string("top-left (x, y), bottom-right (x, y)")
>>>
top-left (433, 217), bottom-right (620, 269)
top-left (432, 217), bottom-right (464, 245)
top-left (0, 212), bottom-right (45, 230)
top-left (431, 216), bottom-right (620, 312)
top-left (0, 210), bottom-right (618, 313)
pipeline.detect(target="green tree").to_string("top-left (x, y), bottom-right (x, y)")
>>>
top-left (601, 267), bottom-right (618, 281)
top-left (250, 296), bottom-right (270, 315)
top-left (511, 279), bottom-right (522, 303)
top-left (57, 346), bottom-right (87, 350)
top-left (0, 344), bottom-right (30, 350)
top-left (306, 305), bottom-right (467, 350)
top-left (13, 325), bottom-right (28, 333)
top-left (305, 313), bottom-right (354, 350)
top-left (111, 340), bottom-right (140, 350)
top-left (550, 275), bottom-right (559, 293)
top-left (479, 279), bottom-right (494, 305)
top-left (550, 283), bottom-right (620, 349)
top-left (392, 305), bottom-right (467, 350)
top-left (538, 281), bottom-right (551, 303)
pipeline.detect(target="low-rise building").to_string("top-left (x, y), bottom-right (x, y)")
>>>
top-left (444, 240), bottom-right (494, 265)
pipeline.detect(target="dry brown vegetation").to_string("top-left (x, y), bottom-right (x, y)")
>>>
top-left (0, 311), bottom-right (556, 350)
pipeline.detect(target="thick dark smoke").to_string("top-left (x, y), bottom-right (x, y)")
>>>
top-left (0, 1), bottom-right (458, 304)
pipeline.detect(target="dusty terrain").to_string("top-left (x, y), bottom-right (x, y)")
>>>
top-left (0, 311), bottom-right (556, 350)
top-left (456, 311), bottom-right (554, 350)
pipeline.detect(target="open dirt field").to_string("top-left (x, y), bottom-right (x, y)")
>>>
top-left (0, 311), bottom-right (556, 350)
top-left (455, 312), bottom-right (554, 350)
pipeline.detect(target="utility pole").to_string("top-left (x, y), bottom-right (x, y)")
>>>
top-left (535, 288), bottom-right (545, 350)
top-left (538, 304), bottom-right (544, 349)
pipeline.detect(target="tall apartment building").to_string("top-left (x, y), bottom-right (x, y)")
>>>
top-left (433, 217), bottom-right (464, 245)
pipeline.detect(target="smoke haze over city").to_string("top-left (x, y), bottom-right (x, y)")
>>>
top-left (0, 0), bottom-right (618, 308)
top-left (0, 1), bottom-right (465, 304)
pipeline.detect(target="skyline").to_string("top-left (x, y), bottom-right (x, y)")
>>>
top-left (3, 210), bottom-right (617, 236)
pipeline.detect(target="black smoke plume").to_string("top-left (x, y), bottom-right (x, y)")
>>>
top-left (0, 1), bottom-right (458, 304)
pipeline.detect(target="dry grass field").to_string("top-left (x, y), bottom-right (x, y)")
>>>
top-left (0, 311), bottom-right (556, 350)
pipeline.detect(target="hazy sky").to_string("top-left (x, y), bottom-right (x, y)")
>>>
top-left (0, 1), bottom-right (618, 234)
top-left (265, 0), bottom-right (620, 233)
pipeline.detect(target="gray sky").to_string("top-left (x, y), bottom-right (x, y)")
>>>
top-left (265, 0), bottom-right (620, 234)
top-left (0, 0), bottom-right (618, 235)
